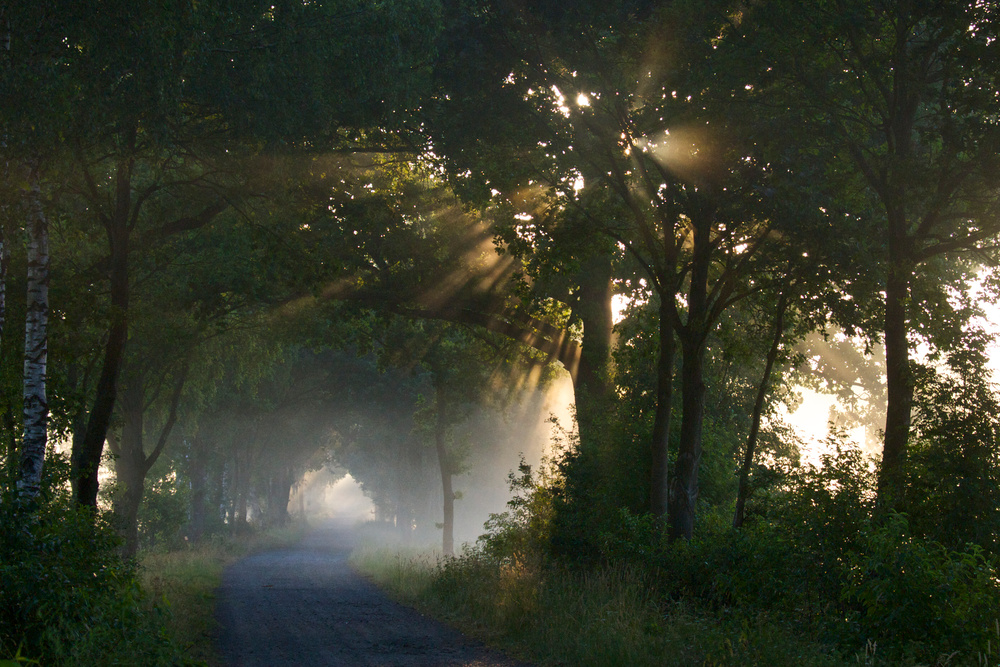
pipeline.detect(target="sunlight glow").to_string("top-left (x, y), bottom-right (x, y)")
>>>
top-left (646, 126), bottom-right (710, 180)
top-left (612, 294), bottom-right (630, 325)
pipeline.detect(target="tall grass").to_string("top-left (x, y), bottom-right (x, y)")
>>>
top-left (140, 522), bottom-right (309, 666)
top-left (352, 546), bottom-right (847, 667)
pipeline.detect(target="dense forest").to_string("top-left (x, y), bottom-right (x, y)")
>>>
top-left (3, 0), bottom-right (1000, 664)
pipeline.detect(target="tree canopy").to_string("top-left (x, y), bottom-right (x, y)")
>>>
top-left (4, 1), bottom-right (1000, 662)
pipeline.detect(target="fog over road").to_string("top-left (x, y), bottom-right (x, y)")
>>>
top-left (215, 520), bottom-right (531, 667)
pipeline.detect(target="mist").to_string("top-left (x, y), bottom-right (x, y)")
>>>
top-left (289, 470), bottom-right (375, 524)
top-left (286, 370), bottom-right (575, 550)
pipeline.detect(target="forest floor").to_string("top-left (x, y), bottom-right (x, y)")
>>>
top-left (213, 518), bottom-right (532, 667)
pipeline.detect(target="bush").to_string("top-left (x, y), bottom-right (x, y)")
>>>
top-left (139, 473), bottom-right (191, 551)
top-left (477, 455), bottom-right (556, 569)
top-left (840, 512), bottom-right (1000, 660)
top-left (0, 455), bottom-right (184, 665)
top-left (583, 438), bottom-right (1000, 664)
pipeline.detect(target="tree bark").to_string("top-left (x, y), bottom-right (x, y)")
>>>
top-left (188, 435), bottom-right (208, 542)
top-left (113, 360), bottom-right (189, 556)
top-left (669, 336), bottom-right (706, 541)
top-left (267, 466), bottom-right (293, 527)
top-left (734, 291), bottom-right (789, 529)
top-left (668, 210), bottom-right (712, 541)
top-left (112, 380), bottom-right (147, 557)
top-left (878, 254), bottom-right (914, 503)
top-left (113, 457), bottom-right (145, 557)
top-left (434, 386), bottom-right (454, 556)
top-left (0, 189), bottom-right (12, 480)
top-left (17, 161), bottom-right (49, 500)
top-left (233, 450), bottom-right (249, 531)
top-left (649, 295), bottom-right (675, 519)
top-left (573, 253), bottom-right (615, 449)
top-left (73, 145), bottom-right (134, 507)
top-left (0, 214), bottom-right (9, 345)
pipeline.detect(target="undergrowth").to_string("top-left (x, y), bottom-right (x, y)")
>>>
top-left (0, 451), bottom-right (308, 666)
top-left (355, 544), bottom-right (847, 667)
top-left (353, 451), bottom-right (1000, 667)
top-left (0, 456), bottom-right (182, 666)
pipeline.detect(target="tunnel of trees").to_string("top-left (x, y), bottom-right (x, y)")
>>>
top-left (3, 0), bottom-right (1000, 664)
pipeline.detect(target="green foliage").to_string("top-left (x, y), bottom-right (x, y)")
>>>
top-left (903, 357), bottom-right (1000, 555)
top-left (138, 473), bottom-right (192, 552)
top-left (0, 455), bottom-right (183, 665)
top-left (548, 408), bottom-right (653, 562)
top-left (841, 512), bottom-right (999, 656)
top-left (477, 455), bottom-right (557, 569)
top-left (357, 540), bottom-right (846, 667)
top-left (513, 428), bottom-right (1000, 663)
top-left (770, 438), bottom-right (877, 566)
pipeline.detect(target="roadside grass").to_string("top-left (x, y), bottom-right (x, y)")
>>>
top-left (352, 546), bottom-right (852, 667)
top-left (140, 522), bottom-right (308, 666)
top-left (351, 544), bottom-right (441, 600)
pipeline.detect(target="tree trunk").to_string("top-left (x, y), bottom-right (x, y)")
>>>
top-left (434, 387), bottom-right (454, 556)
top-left (17, 161), bottom-right (49, 500)
top-left (649, 295), bottom-right (675, 519)
top-left (188, 436), bottom-right (207, 542)
top-left (268, 467), bottom-right (293, 527)
top-left (0, 143), bottom-right (11, 478)
top-left (573, 253), bottom-right (615, 449)
top-left (878, 255), bottom-right (914, 504)
top-left (234, 479), bottom-right (248, 530)
top-left (73, 146), bottom-right (134, 507)
top-left (113, 455), bottom-right (145, 558)
top-left (0, 191), bottom-right (13, 481)
top-left (0, 213), bottom-right (9, 344)
top-left (112, 358), bottom-right (188, 555)
top-left (668, 210), bottom-right (711, 541)
top-left (112, 380), bottom-right (147, 557)
top-left (67, 362), bottom-right (92, 499)
top-left (668, 336), bottom-right (706, 541)
top-left (734, 291), bottom-right (789, 529)
top-left (233, 450), bottom-right (249, 531)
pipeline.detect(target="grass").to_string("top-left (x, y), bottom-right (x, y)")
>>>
top-left (143, 522), bottom-right (996, 666)
top-left (139, 522), bottom-right (308, 666)
top-left (351, 546), bottom-right (860, 667)
top-left (351, 544), bottom-right (441, 601)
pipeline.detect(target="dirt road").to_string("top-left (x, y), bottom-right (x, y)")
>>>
top-left (214, 520), bottom-right (532, 667)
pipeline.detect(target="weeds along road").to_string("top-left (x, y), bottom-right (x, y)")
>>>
top-left (215, 519), bottom-right (532, 667)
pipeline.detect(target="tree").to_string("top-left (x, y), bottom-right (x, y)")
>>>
top-left (746, 0), bottom-right (1000, 502)
top-left (108, 351), bottom-right (190, 557)
top-left (16, 160), bottom-right (48, 500)
top-left (379, 314), bottom-right (544, 555)
top-left (0, 0), bottom-right (445, 509)
top-left (426, 0), bottom-right (830, 538)
top-left (0, 1), bottom-right (79, 500)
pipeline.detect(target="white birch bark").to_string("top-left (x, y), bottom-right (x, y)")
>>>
top-left (17, 161), bottom-right (48, 500)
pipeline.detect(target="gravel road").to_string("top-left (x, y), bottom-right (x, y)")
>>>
top-left (214, 520), bottom-right (532, 667)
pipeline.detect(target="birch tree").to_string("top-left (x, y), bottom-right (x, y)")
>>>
top-left (16, 160), bottom-right (48, 499)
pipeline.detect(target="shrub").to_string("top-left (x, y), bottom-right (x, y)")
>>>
top-left (0, 455), bottom-right (184, 665)
top-left (477, 455), bottom-right (556, 569)
top-left (840, 511), bottom-right (1000, 660)
top-left (139, 473), bottom-right (191, 551)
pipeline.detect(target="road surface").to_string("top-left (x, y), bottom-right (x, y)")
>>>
top-left (215, 520), bottom-right (532, 667)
